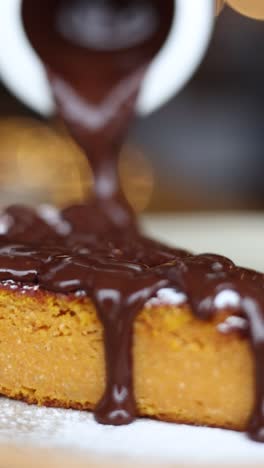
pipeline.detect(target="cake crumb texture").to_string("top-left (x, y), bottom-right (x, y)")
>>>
top-left (0, 288), bottom-right (254, 431)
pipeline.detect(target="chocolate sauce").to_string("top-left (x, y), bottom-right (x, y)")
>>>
top-left (0, 0), bottom-right (259, 438)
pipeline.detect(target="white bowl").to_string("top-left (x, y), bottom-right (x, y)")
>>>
top-left (0, 0), bottom-right (215, 116)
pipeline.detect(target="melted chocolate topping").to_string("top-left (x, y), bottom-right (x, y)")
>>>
top-left (0, 0), bottom-right (259, 439)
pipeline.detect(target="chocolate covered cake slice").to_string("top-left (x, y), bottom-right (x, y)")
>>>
top-left (0, 204), bottom-right (261, 440)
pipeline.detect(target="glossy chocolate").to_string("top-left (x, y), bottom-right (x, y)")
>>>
top-left (0, 0), bottom-right (259, 438)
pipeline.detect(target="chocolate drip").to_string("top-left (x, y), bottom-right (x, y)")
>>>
top-left (0, 0), bottom-right (257, 438)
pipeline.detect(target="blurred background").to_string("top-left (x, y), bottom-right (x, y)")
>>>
top-left (0, 1), bottom-right (264, 214)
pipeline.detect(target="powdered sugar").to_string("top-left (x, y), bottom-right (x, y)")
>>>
top-left (146, 288), bottom-right (187, 308)
top-left (0, 398), bottom-right (263, 464)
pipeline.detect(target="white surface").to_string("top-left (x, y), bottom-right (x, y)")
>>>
top-left (0, 0), bottom-right (214, 116)
top-left (143, 213), bottom-right (264, 271)
top-left (0, 213), bottom-right (264, 464)
top-left (0, 398), bottom-right (264, 465)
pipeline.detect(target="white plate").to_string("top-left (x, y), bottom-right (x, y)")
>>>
top-left (0, 213), bottom-right (264, 467)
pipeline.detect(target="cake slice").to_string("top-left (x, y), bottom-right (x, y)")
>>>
top-left (0, 284), bottom-right (253, 432)
top-left (0, 204), bottom-right (261, 438)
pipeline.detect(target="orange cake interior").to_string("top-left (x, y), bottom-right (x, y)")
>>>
top-left (0, 285), bottom-right (254, 432)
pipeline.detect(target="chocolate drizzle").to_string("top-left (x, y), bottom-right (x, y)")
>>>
top-left (0, 0), bottom-right (258, 438)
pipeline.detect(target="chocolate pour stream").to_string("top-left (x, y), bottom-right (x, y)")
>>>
top-left (0, 0), bottom-right (260, 437)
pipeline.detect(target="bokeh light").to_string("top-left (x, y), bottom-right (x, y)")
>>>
top-left (216, 0), bottom-right (225, 15)
top-left (227, 0), bottom-right (264, 20)
top-left (119, 145), bottom-right (154, 213)
top-left (0, 117), bottom-right (92, 207)
top-left (0, 117), bottom-right (154, 213)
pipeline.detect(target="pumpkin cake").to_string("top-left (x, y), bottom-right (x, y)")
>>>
top-left (0, 281), bottom-right (253, 432)
top-left (0, 203), bottom-right (257, 434)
